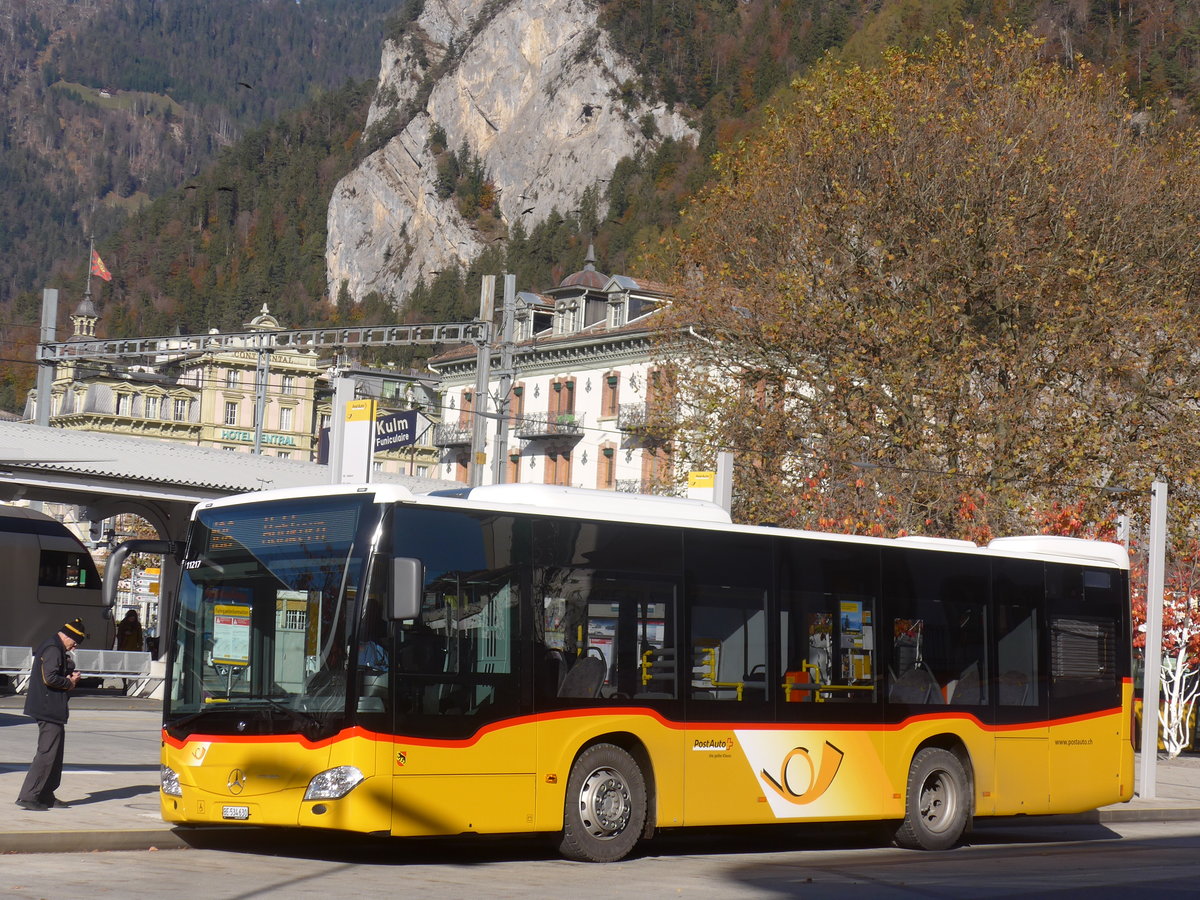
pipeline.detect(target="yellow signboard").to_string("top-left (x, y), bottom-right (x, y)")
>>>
top-left (346, 398), bottom-right (376, 422)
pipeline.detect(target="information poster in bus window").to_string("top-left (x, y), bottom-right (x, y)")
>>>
top-left (544, 597), bottom-right (567, 651)
top-left (213, 603), bottom-right (252, 667)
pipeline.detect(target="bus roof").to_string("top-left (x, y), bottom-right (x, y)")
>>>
top-left (194, 483), bottom-right (1128, 570)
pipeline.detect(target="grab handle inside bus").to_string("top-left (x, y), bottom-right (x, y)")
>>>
top-left (390, 557), bottom-right (423, 621)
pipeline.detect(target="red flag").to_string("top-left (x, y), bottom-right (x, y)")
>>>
top-left (90, 250), bottom-right (112, 282)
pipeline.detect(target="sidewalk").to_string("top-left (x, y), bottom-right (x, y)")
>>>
top-left (2, 691), bottom-right (1200, 854)
top-left (0, 692), bottom-right (185, 854)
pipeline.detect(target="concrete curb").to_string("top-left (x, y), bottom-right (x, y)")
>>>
top-left (0, 828), bottom-right (188, 854)
top-left (1043, 805), bottom-right (1200, 825)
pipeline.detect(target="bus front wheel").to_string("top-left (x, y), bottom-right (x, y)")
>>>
top-left (894, 747), bottom-right (969, 851)
top-left (558, 743), bottom-right (647, 862)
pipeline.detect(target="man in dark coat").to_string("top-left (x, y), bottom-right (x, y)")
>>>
top-left (15, 618), bottom-right (86, 811)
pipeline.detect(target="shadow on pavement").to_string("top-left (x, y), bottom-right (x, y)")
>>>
top-left (72, 783), bottom-right (160, 805)
top-left (170, 819), bottom-right (1123, 867)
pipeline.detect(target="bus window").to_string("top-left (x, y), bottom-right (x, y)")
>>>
top-left (993, 558), bottom-right (1042, 708)
top-left (391, 507), bottom-right (523, 723)
top-left (39, 549), bottom-right (99, 588)
top-left (532, 519), bottom-right (680, 703)
top-left (535, 569), bottom-right (675, 702)
top-left (883, 549), bottom-right (989, 706)
top-left (779, 540), bottom-right (879, 704)
top-left (686, 532), bottom-right (769, 704)
top-left (1047, 563), bottom-right (1123, 717)
top-left (354, 547), bottom-right (392, 724)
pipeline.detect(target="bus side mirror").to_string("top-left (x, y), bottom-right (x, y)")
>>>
top-left (390, 557), bottom-right (422, 621)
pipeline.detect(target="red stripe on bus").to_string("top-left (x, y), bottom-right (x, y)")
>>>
top-left (163, 703), bottom-right (1125, 751)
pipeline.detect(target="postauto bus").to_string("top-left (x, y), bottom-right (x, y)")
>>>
top-left (160, 483), bottom-right (1133, 861)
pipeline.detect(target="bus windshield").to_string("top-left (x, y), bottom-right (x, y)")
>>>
top-left (165, 494), bottom-right (380, 737)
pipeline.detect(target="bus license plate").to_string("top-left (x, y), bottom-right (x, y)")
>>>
top-left (222, 805), bottom-right (250, 820)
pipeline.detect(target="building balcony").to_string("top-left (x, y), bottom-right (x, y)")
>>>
top-left (617, 401), bottom-right (676, 434)
top-left (432, 422), bottom-right (473, 447)
top-left (514, 411), bottom-right (585, 440)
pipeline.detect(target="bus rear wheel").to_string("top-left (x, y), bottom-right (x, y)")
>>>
top-left (558, 743), bottom-right (646, 862)
top-left (894, 747), bottom-right (969, 851)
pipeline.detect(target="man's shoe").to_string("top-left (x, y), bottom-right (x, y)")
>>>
top-left (45, 796), bottom-right (70, 808)
top-left (15, 799), bottom-right (48, 811)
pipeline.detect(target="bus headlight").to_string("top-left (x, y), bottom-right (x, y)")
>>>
top-left (304, 765), bottom-right (364, 800)
top-left (161, 765), bottom-right (183, 797)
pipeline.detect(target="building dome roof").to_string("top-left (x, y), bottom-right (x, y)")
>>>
top-left (558, 244), bottom-right (607, 289)
top-left (245, 303), bottom-right (282, 331)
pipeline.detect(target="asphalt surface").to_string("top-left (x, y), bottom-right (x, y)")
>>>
top-left (3, 691), bottom-right (1200, 855)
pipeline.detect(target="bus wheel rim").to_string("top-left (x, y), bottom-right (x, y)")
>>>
top-left (578, 766), bottom-right (632, 839)
top-left (918, 769), bottom-right (957, 834)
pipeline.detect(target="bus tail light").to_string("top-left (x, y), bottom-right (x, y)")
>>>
top-left (304, 765), bottom-right (364, 800)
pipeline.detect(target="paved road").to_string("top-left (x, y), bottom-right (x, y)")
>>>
top-left (6, 691), bottom-right (1200, 899)
top-left (4, 819), bottom-right (1200, 898)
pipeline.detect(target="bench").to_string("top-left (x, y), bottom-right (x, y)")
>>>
top-left (0, 647), bottom-right (162, 698)
top-left (72, 649), bottom-right (161, 696)
top-left (0, 646), bottom-right (33, 693)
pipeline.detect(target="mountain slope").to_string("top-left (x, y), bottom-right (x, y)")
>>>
top-left (326, 0), bottom-right (696, 305)
top-left (0, 0), bottom-right (402, 307)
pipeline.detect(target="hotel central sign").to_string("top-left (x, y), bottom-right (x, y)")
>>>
top-left (221, 429), bottom-right (297, 447)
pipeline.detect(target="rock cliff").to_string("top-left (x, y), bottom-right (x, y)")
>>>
top-left (326, 0), bottom-right (695, 306)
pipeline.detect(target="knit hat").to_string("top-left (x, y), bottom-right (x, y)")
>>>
top-left (62, 618), bottom-right (88, 644)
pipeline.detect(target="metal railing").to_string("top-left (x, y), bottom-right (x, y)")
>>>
top-left (432, 422), bottom-right (473, 447)
top-left (617, 401), bottom-right (677, 433)
top-left (514, 411), bottom-right (586, 440)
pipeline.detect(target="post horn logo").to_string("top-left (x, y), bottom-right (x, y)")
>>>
top-left (227, 768), bottom-right (247, 795)
top-left (762, 741), bottom-right (844, 805)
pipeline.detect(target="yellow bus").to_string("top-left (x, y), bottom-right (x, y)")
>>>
top-left (159, 483), bottom-right (1133, 861)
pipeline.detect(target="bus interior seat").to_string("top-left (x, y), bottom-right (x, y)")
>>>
top-left (889, 665), bottom-right (944, 704)
top-left (360, 675), bottom-right (388, 699)
top-left (949, 662), bottom-right (981, 704)
top-left (999, 670), bottom-right (1030, 705)
top-left (558, 655), bottom-right (606, 699)
top-left (741, 664), bottom-right (767, 700)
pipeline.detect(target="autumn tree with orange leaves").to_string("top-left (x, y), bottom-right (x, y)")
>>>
top-left (652, 26), bottom-right (1200, 539)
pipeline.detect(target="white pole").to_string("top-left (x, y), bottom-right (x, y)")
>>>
top-left (469, 276), bottom-right (495, 487)
top-left (1138, 479), bottom-right (1168, 799)
top-left (328, 373), bottom-right (355, 484)
top-left (714, 451), bottom-right (734, 514)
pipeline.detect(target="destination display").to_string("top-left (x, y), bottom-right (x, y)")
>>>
top-left (204, 504), bottom-right (363, 553)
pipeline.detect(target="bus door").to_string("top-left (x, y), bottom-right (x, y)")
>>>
top-left (533, 568), bottom-right (685, 829)
top-left (992, 558), bottom-right (1049, 815)
top-left (529, 516), bottom-right (688, 834)
top-left (388, 508), bottom-right (533, 837)
top-left (1045, 563), bottom-right (1127, 811)
top-left (683, 532), bottom-right (776, 826)
top-left (883, 549), bottom-right (1005, 814)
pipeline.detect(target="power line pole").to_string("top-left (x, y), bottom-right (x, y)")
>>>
top-left (492, 274), bottom-right (516, 484)
top-left (252, 346), bottom-right (270, 454)
top-left (35, 289), bottom-right (58, 427)
top-left (469, 277), bottom-right (495, 486)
